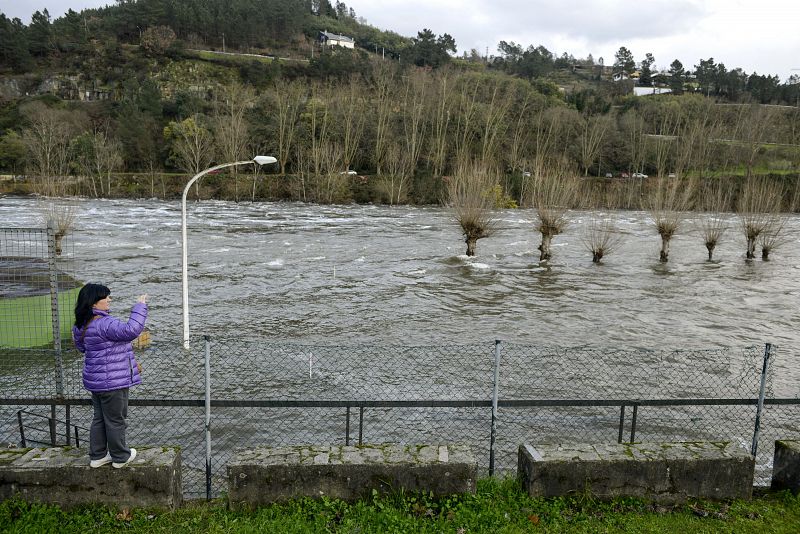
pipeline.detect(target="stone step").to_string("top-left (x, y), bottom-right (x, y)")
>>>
top-left (0, 446), bottom-right (182, 510)
top-left (228, 444), bottom-right (477, 507)
top-left (518, 441), bottom-right (754, 503)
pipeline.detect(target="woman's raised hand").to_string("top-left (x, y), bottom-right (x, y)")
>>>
top-left (137, 294), bottom-right (148, 304)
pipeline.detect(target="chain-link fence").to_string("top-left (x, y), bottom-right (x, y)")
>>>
top-left (2, 227), bottom-right (799, 499)
top-left (1, 338), bottom-right (799, 499)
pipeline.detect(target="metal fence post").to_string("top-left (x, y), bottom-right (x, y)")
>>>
top-left (751, 343), bottom-right (772, 457)
top-left (46, 221), bottom-right (65, 397)
top-left (489, 340), bottom-right (502, 476)
top-left (204, 335), bottom-right (212, 500)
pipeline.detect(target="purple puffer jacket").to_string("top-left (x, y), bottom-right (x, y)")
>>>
top-left (72, 303), bottom-right (147, 393)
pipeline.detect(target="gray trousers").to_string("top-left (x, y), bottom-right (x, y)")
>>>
top-left (90, 389), bottom-right (131, 462)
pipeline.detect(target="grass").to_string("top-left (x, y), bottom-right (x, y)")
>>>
top-left (1, 478), bottom-right (799, 533)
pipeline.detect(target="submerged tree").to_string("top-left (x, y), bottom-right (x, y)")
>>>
top-left (531, 166), bottom-right (577, 261)
top-left (40, 201), bottom-right (75, 255)
top-left (447, 160), bottom-right (498, 256)
top-left (646, 177), bottom-right (694, 262)
top-left (737, 177), bottom-right (782, 259)
top-left (695, 180), bottom-right (730, 261)
top-left (581, 215), bottom-right (622, 263)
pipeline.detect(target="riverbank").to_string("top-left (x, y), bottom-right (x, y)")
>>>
top-left (2, 171), bottom-right (799, 211)
top-left (1, 478), bottom-right (798, 533)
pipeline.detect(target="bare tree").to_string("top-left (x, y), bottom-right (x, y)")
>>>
top-left (428, 70), bottom-right (454, 178)
top-left (673, 100), bottom-right (721, 179)
top-left (305, 83), bottom-right (332, 178)
top-left (332, 76), bottom-right (367, 174)
top-left (524, 107), bottom-right (578, 206)
top-left (164, 115), bottom-right (214, 199)
top-left (478, 80), bottom-right (513, 163)
top-left (399, 71), bottom-right (428, 183)
top-left (695, 180), bottom-right (731, 260)
top-left (270, 79), bottom-right (305, 176)
top-left (649, 102), bottom-right (680, 178)
top-left (40, 201), bottom-right (76, 255)
top-left (735, 104), bottom-right (778, 178)
top-left (646, 177), bottom-right (694, 262)
top-left (453, 76), bottom-right (480, 163)
top-left (90, 130), bottom-right (123, 197)
top-left (760, 218), bottom-right (787, 260)
top-left (581, 216), bottom-right (623, 263)
top-left (532, 164), bottom-right (578, 261)
top-left (621, 109), bottom-right (647, 176)
top-left (370, 59), bottom-right (395, 176)
top-left (21, 102), bottom-right (77, 196)
top-left (214, 82), bottom-right (256, 202)
top-left (379, 142), bottom-right (411, 205)
top-left (447, 159), bottom-right (498, 256)
top-left (577, 114), bottom-right (611, 177)
top-left (737, 177), bottom-right (783, 259)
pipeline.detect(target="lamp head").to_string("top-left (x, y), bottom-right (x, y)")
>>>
top-left (253, 155), bottom-right (278, 166)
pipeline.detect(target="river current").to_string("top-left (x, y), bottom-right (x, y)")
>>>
top-left (1, 196), bottom-right (799, 391)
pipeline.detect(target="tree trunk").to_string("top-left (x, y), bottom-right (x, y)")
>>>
top-left (762, 247), bottom-right (770, 261)
top-left (706, 243), bottom-right (715, 261)
top-left (54, 232), bottom-right (65, 256)
top-left (592, 250), bottom-right (603, 263)
top-left (659, 236), bottom-right (670, 262)
top-left (539, 233), bottom-right (553, 261)
top-left (746, 237), bottom-right (756, 259)
top-left (465, 238), bottom-right (476, 256)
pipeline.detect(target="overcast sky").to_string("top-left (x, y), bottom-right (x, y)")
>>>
top-left (3, 0), bottom-right (799, 81)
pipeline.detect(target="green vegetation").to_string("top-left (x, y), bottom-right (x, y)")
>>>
top-left (1, 478), bottom-right (799, 533)
top-left (1, 1), bottom-right (799, 207)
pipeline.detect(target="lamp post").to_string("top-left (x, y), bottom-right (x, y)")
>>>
top-left (182, 156), bottom-right (277, 349)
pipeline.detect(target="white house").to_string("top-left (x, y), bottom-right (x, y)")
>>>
top-left (319, 31), bottom-right (355, 49)
top-left (633, 86), bottom-right (673, 96)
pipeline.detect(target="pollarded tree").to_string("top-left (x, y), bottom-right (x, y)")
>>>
top-left (646, 177), bottom-right (695, 262)
top-left (531, 162), bottom-right (578, 261)
top-left (448, 159), bottom-right (499, 256)
top-left (695, 179), bottom-right (730, 261)
top-left (39, 201), bottom-right (75, 256)
top-left (582, 216), bottom-right (623, 263)
top-left (737, 177), bottom-right (783, 259)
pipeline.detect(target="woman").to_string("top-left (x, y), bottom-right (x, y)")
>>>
top-left (72, 283), bottom-right (148, 469)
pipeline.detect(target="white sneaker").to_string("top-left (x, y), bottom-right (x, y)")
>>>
top-left (112, 448), bottom-right (137, 468)
top-left (90, 452), bottom-right (112, 468)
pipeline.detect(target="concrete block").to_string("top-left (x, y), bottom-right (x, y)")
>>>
top-left (0, 447), bottom-right (182, 510)
top-left (771, 440), bottom-right (800, 493)
top-left (519, 441), bottom-right (753, 503)
top-left (228, 444), bottom-right (476, 507)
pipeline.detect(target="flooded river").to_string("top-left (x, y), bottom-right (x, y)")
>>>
top-left (2, 196), bottom-right (798, 357)
top-left (2, 195), bottom-right (799, 492)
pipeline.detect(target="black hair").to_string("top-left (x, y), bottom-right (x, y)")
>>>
top-left (74, 283), bottom-right (110, 327)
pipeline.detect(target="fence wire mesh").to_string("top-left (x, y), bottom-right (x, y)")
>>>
top-left (1, 339), bottom-right (798, 498)
top-left (1, 226), bottom-right (799, 497)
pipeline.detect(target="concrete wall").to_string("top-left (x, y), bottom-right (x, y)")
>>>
top-left (0, 446), bottom-right (182, 510)
top-left (771, 440), bottom-right (800, 493)
top-left (519, 441), bottom-right (754, 503)
top-left (228, 444), bottom-right (477, 507)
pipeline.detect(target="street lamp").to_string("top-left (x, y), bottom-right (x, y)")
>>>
top-left (181, 156), bottom-right (277, 349)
